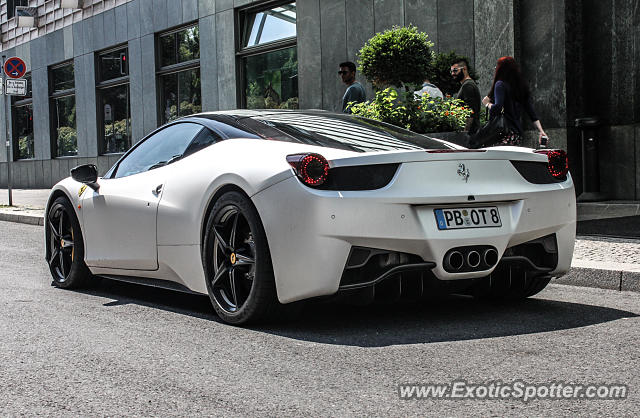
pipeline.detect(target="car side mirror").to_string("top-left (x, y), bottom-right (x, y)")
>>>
top-left (71, 164), bottom-right (100, 191)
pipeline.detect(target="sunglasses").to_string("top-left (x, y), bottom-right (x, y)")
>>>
top-left (338, 70), bottom-right (350, 75)
top-left (450, 67), bottom-right (463, 74)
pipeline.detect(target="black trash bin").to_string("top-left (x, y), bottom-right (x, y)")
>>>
top-left (575, 117), bottom-right (606, 202)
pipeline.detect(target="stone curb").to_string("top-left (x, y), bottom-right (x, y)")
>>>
top-left (554, 267), bottom-right (640, 293)
top-left (1, 209), bottom-right (639, 293)
top-left (0, 211), bottom-right (44, 226)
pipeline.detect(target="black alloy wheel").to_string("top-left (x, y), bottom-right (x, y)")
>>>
top-left (47, 196), bottom-right (90, 288)
top-left (211, 205), bottom-right (256, 312)
top-left (203, 191), bottom-right (280, 324)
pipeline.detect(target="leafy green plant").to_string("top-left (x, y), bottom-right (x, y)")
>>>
top-left (358, 25), bottom-right (434, 88)
top-left (17, 135), bottom-right (34, 159)
top-left (348, 88), bottom-right (472, 133)
top-left (57, 126), bottom-right (77, 156)
top-left (431, 51), bottom-right (479, 97)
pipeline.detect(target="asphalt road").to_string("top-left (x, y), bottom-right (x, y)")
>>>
top-left (1, 220), bottom-right (639, 416)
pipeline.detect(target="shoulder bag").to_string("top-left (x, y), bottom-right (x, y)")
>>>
top-left (468, 107), bottom-right (519, 149)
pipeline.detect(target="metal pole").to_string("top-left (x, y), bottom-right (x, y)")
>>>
top-left (2, 55), bottom-right (12, 206)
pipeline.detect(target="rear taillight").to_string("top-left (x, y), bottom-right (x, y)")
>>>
top-left (287, 153), bottom-right (330, 187)
top-left (535, 149), bottom-right (569, 178)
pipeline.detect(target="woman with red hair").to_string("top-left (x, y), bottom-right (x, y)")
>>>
top-left (481, 56), bottom-right (547, 146)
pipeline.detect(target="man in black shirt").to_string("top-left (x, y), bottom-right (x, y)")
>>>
top-left (451, 59), bottom-right (481, 134)
top-left (339, 61), bottom-right (366, 113)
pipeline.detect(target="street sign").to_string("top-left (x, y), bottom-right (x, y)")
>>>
top-left (3, 57), bottom-right (27, 79)
top-left (5, 79), bottom-right (27, 96)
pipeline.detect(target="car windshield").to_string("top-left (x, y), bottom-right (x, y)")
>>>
top-left (235, 112), bottom-right (453, 152)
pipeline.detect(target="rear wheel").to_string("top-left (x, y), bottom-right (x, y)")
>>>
top-left (47, 196), bottom-right (91, 289)
top-left (202, 191), bottom-right (281, 325)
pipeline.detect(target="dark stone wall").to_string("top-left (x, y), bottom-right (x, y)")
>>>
top-left (563, 0), bottom-right (585, 194)
top-left (436, 0), bottom-right (475, 61)
top-left (473, 0), bottom-right (517, 96)
top-left (571, 0), bottom-right (640, 199)
top-left (582, 0), bottom-right (639, 126)
top-left (519, 0), bottom-right (567, 130)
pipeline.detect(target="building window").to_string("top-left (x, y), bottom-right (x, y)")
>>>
top-left (97, 46), bottom-right (131, 154)
top-left (7, 0), bottom-right (29, 20)
top-left (50, 62), bottom-right (77, 157)
top-left (157, 24), bottom-right (201, 125)
top-left (11, 73), bottom-right (33, 160)
top-left (238, 1), bottom-right (298, 110)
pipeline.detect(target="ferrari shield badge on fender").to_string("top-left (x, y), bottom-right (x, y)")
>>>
top-left (78, 184), bottom-right (87, 197)
top-left (457, 163), bottom-right (470, 182)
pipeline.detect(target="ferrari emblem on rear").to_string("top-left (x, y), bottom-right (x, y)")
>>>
top-left (457, 163), bottom-right (470, 182)
top-left (78, 185), bottom-right (87, 197)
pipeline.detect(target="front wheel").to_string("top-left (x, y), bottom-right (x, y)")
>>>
top-left (202, 191), bottom-right (281, 325)
top-left (47, 196), bottom-right (91, 288)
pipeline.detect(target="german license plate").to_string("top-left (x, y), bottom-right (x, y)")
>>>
top-left (434, 207), bottom-right (502, 230)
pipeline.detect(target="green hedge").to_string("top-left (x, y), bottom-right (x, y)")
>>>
top-left (348, 88), bottom-right (472, 134)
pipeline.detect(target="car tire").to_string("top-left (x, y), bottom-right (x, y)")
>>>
top-left (202, 191), bottom-right (283, 325)
top-left (46, 196), bottom-right (91, 289)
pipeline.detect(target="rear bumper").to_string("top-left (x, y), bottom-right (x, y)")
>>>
top-left (336, 233), bottom-right (560, 297)
top-left (252, 174), bottom-right (576, 304)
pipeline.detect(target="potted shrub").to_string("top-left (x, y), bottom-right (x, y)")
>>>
top-left (358, 25), bottom-right (433, 89)
top-left (350, 26), bottom-right (473, 144)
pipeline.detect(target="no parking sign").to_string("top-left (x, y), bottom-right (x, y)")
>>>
top-left (3, 57), bottom-right (27, 79)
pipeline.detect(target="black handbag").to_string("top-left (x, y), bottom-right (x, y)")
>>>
top-left (468, 108), bottom-right (519, 149)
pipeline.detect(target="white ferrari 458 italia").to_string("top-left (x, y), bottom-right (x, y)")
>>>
top-left (45, 110), bottom-right (576, 324)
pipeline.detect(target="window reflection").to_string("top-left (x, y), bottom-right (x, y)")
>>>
top-left (51, 64), bottom-right (74, 92)
top-left (13, 104), bottom-right (34, 159)
top-left (159, 26), bottom-right (200, 67)
top-left (158, 24), bottom-right (201, 124)
top-left (50, 62), bottom-right (77, 157)
top-left (52, 95), bottom-right (77, 157)
top-left (99, 48), bottom-right (128, 81)
top-left (242, 3), bottom-right (296, 47)
top-left (97, 47), bottom-right (132, 154)
top-left (244, 46), bottom-right (298, 109)
top-left (12, 73), bottom-right (33, 160)
top-left (100, 84), bottom-right (131, 154)
top-left (161, 68), bottom-right (202, 123)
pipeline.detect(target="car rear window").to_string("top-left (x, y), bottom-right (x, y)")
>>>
top-left (235, 113), bottom-right (453, 152)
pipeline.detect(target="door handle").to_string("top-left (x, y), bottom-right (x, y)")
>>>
top-left (152, 184), bottom-right (163, 195)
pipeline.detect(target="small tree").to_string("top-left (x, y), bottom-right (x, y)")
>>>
top-left (358, 25), bottom-right (433, 89)
top-left (431, 51), bottom-right (479, 96)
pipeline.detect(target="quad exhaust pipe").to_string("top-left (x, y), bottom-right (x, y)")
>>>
top-left (444, 251), bottom-right (464, 271)
top-left (443, 246), bottom-right (499, 273)
top-left (483, 248), bottom-right (499, 266)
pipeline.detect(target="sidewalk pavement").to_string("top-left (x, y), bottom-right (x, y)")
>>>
top-left (1, 188), bottom-right (639, 293)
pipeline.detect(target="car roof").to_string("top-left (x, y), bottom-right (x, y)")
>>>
top-left (186, 109), bottom-right (330, 121)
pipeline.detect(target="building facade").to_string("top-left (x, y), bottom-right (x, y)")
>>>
top-left (0, 0), bottom-right (638, 199)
